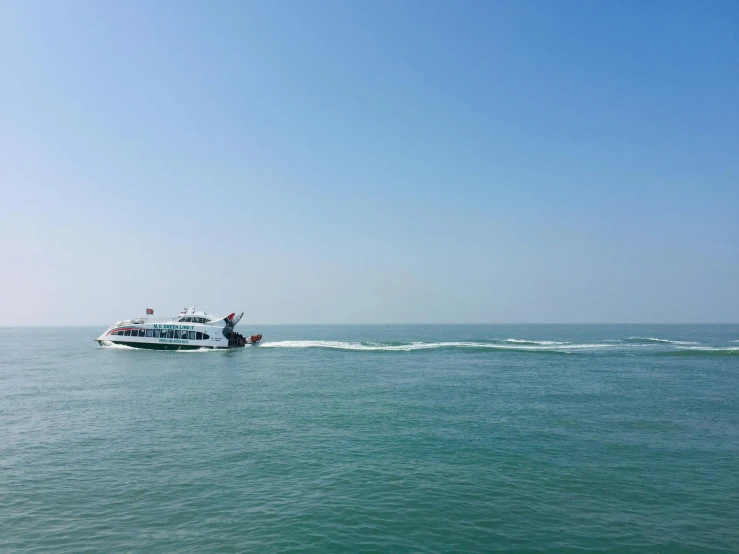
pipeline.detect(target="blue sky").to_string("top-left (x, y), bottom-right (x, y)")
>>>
top-left (1, 0), bottom-right (737, 325)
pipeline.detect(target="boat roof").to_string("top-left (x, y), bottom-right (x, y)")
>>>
top-left (178, 307), bottom-right (211, 316)
top-left (111, 306), bottom-right (227, 328)
top-left (176, 306), bottom-right (216, 321)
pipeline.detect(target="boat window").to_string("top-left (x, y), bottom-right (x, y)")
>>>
top-left (138, 329), bottom-right (146, 337)
top-left (145, 329), bottom-right (153, 337)
top-left (165, 329), bottom-right (172, 339)
top-left (172, 330), bottom-right (180, 339)
top-left (203, 333), bottom-right (210, 340)
top-left (188, 331), bottom-right (196, 340)
top-left (124, 330), bottom-right (131, 336)
top-left (196, 332), bottom-right (203, 340)
top-left (153, 329), bottom-right (160, 338)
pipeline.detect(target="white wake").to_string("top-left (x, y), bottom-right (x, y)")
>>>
top-left (258, 340), bottom-right (613, 352)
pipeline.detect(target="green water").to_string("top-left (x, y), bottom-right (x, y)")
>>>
top-left (1, 325), bottom-right (738, 552)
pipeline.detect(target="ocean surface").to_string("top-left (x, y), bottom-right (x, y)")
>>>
top-left (1, 324), bottom-right (738, 553)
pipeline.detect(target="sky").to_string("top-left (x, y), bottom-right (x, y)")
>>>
top-left (1, 0), bottom-right (737, 325)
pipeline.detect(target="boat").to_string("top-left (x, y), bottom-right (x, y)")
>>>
top-left (95, 307), bottom-right (263, 350)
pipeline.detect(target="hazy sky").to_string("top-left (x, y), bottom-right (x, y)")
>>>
top-left (1, 0), bottom-right (737, 325)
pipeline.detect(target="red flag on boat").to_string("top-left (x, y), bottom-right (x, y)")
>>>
top-left (146, 308), bottom-right (154, 315)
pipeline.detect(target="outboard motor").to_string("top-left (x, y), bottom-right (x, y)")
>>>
top-left (220, 311), bottom-right (249, 347)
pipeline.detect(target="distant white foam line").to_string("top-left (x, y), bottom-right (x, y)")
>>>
top-left (259, 340), bottom-right (613, 352)
top-left (504, 339), bottom-right (569, 345)
top-left (677, 346), bottom-right (739, 352)
top-left (626, 337), bottom-right (698, 345)
top-left (558, 343), bottom-right (616, 350)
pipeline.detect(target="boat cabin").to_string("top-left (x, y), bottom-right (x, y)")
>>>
top-left (177, 316), bottom-right (212, 323)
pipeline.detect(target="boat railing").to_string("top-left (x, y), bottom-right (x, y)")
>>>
top-left (112, 316), bottom-right (177, 327)
top-left (110, 316), bottom-right (219, 328)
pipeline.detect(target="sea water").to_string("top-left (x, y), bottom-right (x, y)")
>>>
top-left (1, 325), bottom-right (738, 552)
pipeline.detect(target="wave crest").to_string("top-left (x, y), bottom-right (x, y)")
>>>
top-left (99, 340), bottom-right (138, 350)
